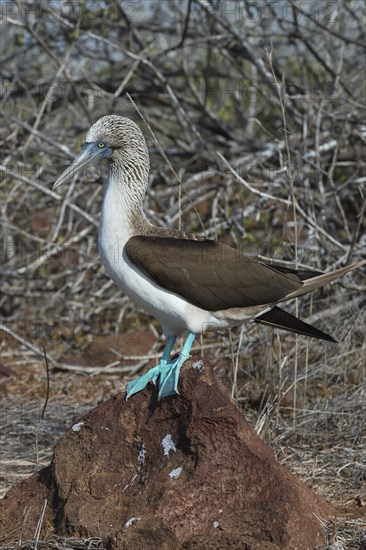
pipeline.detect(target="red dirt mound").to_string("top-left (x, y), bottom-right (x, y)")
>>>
top-left (0, 358), bottom-right (333, 549)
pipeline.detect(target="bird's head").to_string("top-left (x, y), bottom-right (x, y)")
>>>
top-left (53, 115), bottom-right (149, 190)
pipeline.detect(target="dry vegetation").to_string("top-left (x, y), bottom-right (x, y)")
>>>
top-left (0, 1), bottom-right (365, 548)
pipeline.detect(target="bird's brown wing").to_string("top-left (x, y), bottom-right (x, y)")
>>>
top-left (125, 236), bottom-right (304, 311)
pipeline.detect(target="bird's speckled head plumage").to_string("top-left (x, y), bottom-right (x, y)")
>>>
top-left (86, 115), bottom-right (149, 170)
top-left (54, 114), bottom-right (179, 235)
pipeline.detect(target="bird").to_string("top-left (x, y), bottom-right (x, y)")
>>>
top-left (53, 115), bottom-right (366, 400)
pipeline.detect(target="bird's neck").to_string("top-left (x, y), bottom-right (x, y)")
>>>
top-left (101, 158), bottom-right (151, 240)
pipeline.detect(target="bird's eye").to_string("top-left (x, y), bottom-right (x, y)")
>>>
top-left (97, 141), bottom-right (106, 148)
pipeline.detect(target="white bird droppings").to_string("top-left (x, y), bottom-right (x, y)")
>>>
top-left (72, 421), bottom-right (84, 432)
top-left (213, 521), bottom-right (219, 528)
top-left (138, 443), bottom-right (146, 465)
top-left (124, 517), bottom-right (140, 528)
top-left (192, 360), bottom-right (203, 370)
top-left (162, 434), bottom-right (177, 456)
top-left (123, 443), bottom-right (146, 491)
top-left (169, 467), bottom-right (183, 479)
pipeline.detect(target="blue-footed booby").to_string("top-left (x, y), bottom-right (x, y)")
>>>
top-left (53, 115), bottom-right (366, 399)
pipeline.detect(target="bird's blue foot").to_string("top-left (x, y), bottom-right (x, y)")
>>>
top-left (156, 353), bottom-right (188, 399)
top-left (125, 333), bottom-right (196, 400)
top-left (125, 363), bottom-right (162, 398)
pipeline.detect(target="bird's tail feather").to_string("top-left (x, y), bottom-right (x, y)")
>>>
top-left (280, 259), bottom-right (366, 302)
top-left (255, 306), bottom-right (336, 342)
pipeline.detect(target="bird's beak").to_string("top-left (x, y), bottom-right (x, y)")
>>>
top-left (53, 142), bottom-right (112, 190)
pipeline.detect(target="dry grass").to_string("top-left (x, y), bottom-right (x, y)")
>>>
top-left (0, 536), bottom-right (105, 549)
